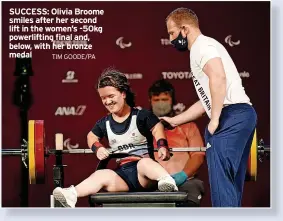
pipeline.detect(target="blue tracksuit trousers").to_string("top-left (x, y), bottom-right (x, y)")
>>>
top-left (204, 104), bottom-right (257, 207)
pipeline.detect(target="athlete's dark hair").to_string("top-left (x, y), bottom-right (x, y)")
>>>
top-left (97, 67), bottom-right (136, 107)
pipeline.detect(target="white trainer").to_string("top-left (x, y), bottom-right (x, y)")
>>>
top-left (53, 185), bottom-right (77, 208)
top-left (157, 175), bottom-right (179, 192)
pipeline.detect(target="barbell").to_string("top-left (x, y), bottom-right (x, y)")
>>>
top-left (2, 120), bottom-right (270, 184)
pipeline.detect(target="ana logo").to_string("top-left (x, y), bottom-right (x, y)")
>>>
top-left (225, 35), bottom-right (240, 47)
top-left (62, 71), bottom-right (78, 83)
top-left (64, 138), bottom-right (79, 150)
top-left (116, 37), bottom-right (132, 49)
top-left (55, 105), bottom-right (87, 116)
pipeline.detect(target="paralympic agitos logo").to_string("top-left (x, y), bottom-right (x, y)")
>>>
top-left (225, 35), bottom-right (240, 47)
top-left (116, 37), bottom-right (132, 49)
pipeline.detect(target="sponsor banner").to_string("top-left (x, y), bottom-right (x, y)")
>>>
top-left (225, 35), bottom-right (240, 47)
top-left (116, 37), bottom-right (132, 49)
top-left (55, 105), bottom-right (87, 116)
top-left (62, 71), bottom-right (78, 83)
top-left (64, 138), bottom-right (79, 150)
top-left (124, 73), bottom-right (143, 79)
top-left (162, 71), bottom-right (193, 80)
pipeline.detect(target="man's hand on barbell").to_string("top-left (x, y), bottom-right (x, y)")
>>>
top-left (96, 147), bottom-right (110, 160)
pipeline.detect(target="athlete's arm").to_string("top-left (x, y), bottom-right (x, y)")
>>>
top-left (151, 122), bottom-right (166, 141)
top-left (151, 122), bottom-right (170, 161)
top-left (88, 119), bottom-right (109, 160)
top-left (138, 109), bottom-right (170, 160)
top-left (87, 131), bottom-right (101, 149)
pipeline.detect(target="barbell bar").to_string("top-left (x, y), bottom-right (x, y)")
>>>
top-left (1, 146), bottom-right (270, 155)
top-left (2, 120), bottom-right (270, 184)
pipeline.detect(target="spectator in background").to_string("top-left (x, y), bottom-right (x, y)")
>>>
top-left (148, 79), bottom-right (205, 206)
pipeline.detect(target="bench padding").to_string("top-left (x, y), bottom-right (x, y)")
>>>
top-left (89, 192), bottom-right (188, 204)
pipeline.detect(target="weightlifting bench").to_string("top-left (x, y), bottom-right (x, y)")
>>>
top-left (89, 154), bottom-right (190, 207)
top-left (89, 191), bottom-right (189, 207)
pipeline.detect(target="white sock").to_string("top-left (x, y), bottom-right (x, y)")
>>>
top-left (157, 174), bottom-right (172, 181)
top-left (70, 185), bottom-right (78, 198)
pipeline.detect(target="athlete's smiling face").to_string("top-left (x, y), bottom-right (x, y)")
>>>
top-left (98, 86), bottom-right (126, 114)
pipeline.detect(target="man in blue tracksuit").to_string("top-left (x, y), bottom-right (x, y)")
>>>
top-left (161, 8), bottom-right (257, 207)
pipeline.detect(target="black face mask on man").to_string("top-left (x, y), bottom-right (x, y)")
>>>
top-left (171, 31), bottom-right (188, 52)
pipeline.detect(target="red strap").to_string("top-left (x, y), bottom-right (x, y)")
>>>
top-left (91, 141), bottom-right (104, 152)
top-left (157, 138), bottom-right (169, 150)
top-left (93, 141), bottom-right (103, 148)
